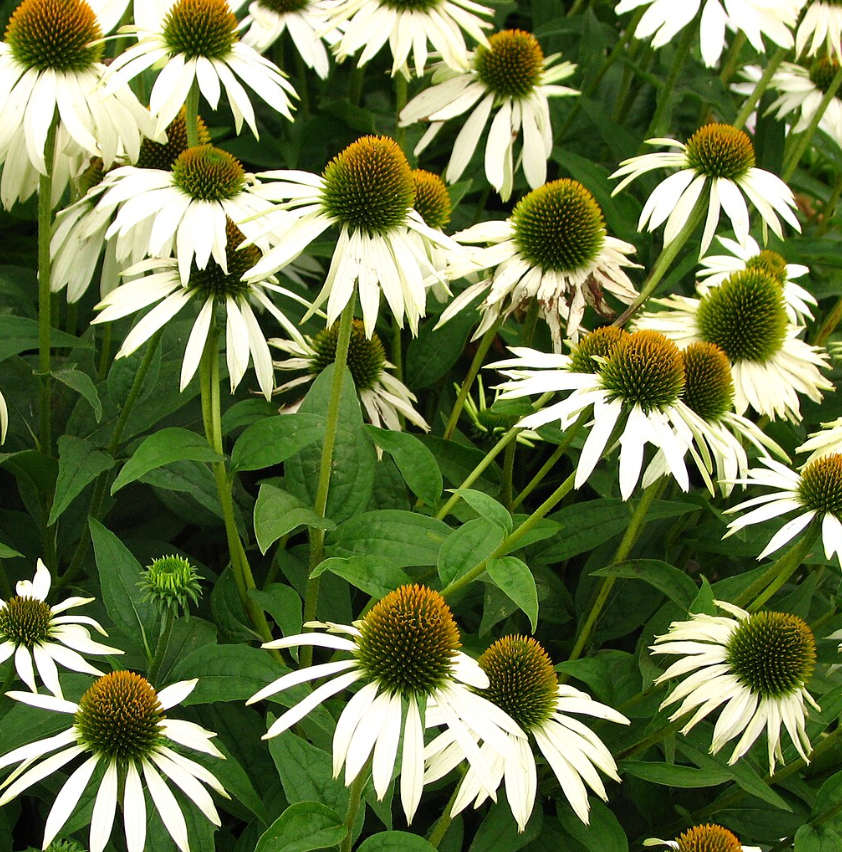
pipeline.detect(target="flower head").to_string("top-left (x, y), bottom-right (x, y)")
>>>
top-left (0, 673), bottom-right (227, 852)
top-left (439, 179), bottom-right (638, 347)
top-left (652, 601), bottom-right (818, 772)
top-left (139, 555), bottom-right (202, 615)
top-left (400, 31), bottom-right (578, 199)
top-left (797, 417), bottom-right (842, 464)
top-left (101, 0), bottom-right (297, 137)
top-left (0, 560), bottom-right (122, 697)
top-left (611, 124), bottom-right (801, 255)
top-left (324, 0), bottom-right (494, 77)
top-left (425, 635), bottom-right (628, 830)
top-left (93, 218), bottom-right (310, 399)
top-left (725, 455), bottom-right (842, 563)
top-left (645, 823), bottom-right (762, 852)
top-left (272, 320), bottom-right (429, 432)
top-left (796, 0), bottom-right (842, 63)
top-left (247, 135), bottom-right (460, 337)
top-left (634, 268), bottom-right (831, 421)
top-left (247, 584), bottom-right (526, 823)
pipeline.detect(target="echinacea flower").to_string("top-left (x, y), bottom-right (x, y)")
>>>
top-left (246, 585), bottom-right (526, 823)
top-left (241, 0), bottom-right (337, 77)
top-left (610, 124), bottom-right (801, 255)
top-left (324, 0), bottom-right (494, 77)
top-left (0, 559), bottom-right (122, 697)
top-left (271, 319), bottom-right (429, 432)
top-left (409, 168), bottom-right (453, 296)
top-left (697, 234), bottom-right (815, 324)
top-left (493, 329), bottom-right (715, 500)
top-left (101, 0), bottom-right (297, 137)
top-left (0, 673), bottom-right (227, 852)
top-left (97, 144), bottom-right (279, 286)
top-left (645, 823), bottom-right (762, 852)
top-left (461, 374), bottom-right (540, 448)
top-left (246, 135), bottom-right (461, 337)
top-left (92, 218), bottom-right (309, 399)
top-left (796, 0), bottom-right (842, 63)
top-left (797, 417), bottom-right (842, 464)
top-left (0, 0), bottom-right (156, 208)
top-left (614, 0), bottom-right (801, 67)
top-left (652, 601), bottom-right (818, 772)
top-left (634, 268), bottom-right (832, 421)
top-left (725, 455), bottom-right (842, 563)
top-left (424, 636), bottom-right (628, 830)
top-left (400, 30), bottom-right (578, 200)
top-left (438, 179), bottom-right (639, 347)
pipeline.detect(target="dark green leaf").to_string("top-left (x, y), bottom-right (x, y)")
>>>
top-left (312, 556), bottom-right (413, 598)
top-left (365, 426), bottom-right (443, 505)
top-left (231, 414), bottom-right (326, 472)
top-left (0, 316), bottom-right (92, 361)
top-left (620, 760), bottom-right (730, 787)
top-left (557, 800), bottom-right (627, 852)
top-left (268, 731), bottom-right (349, 813)
top-left (455, 489), bottom-right (512, 532)
top-left (49, 436), bottom-right (114, 525)
top-left (357, 832), bottom-right (438, 852)
top-left (438, 518), bottom-right (504, 586)
top-left (590, 559), bottom-right (698, 608)
top-left (53, 365), bottom-right (102, 421)
top-left (250, 583), bottom-right (303, 638)
top-left (254, 803), bottom-right (346, 852)
top-left (254, 484), bottom-right (336, 553)
top-left (485, 557), bottom-right (538, 631)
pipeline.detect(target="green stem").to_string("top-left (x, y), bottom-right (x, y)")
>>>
top-left (616, 717), bottom-right (685, 760)
top-left (302, 303), bottom-right (356, 662)
top-left (97, 322), bottom-right (113, 382)
top-left (511, 411), bottom-right (587, 510)
top-left (440, 471), bottom-right (577, 599)
top-left (395, 73), bottom-right (408, 149)
top-left (719, 32), bottom-right (747, 88)
top-left (428, 783), bottom-right (460, 848)
top-left (814, 294), bottom-right (842, 346)
top-left (733, 47), bottom-right (788, 131)
top-left (642, 23), bottom-right (696, 143)
top-left (782, 63), bottom-right (842, 181)
top-left (519, 300), bottom-right (541, 348)
top-left (732, 526), bottom-right (819, 609)
top-left (348, 61), bottom-right (366, 107)
top-left (185, 81), bottom-right (201, 148)
top-left (200, 328), bottom-right (273, 643)
top-left (747, 525), bottom-right (820, 612)
top-left (443, 317), bottom-right (504, 440)
top-left (339, 770), bottom-right (367, 852)
top-left (566, 477), bottom-right (665, 666)
top-left (815, 168), bottom-right (842, 237)
top-left (501, 442), bottom-right (516, 510)
top-left (613, 197), bottom-right (707, 327)
top-left (38, 116), bottom-right (58, 456)
top-left (147, 607), bottom-right (175, 686)
top-left (294, 49), bottom-right (310, 120)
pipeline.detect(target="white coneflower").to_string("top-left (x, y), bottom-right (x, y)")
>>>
top-left (652, 602), bottom-right (818, 772)
top-left (400, 30), bottom-right (578, 200)
top-left (645, 823), bottom-right (762, 852)
top-left (611, 124), bottom-right (801, 255)
top-left (425, 635), bottom-right (628, 830)
top-left (797, 417), bottom-right (842, 464)
top-left (271, 320), bottom-right (429, 432)
top-left (323, 0), bottom-right (494, 77)
top-left (246, 135), bottom-right (460, 337)
top-left (93, 218), bottom-right (309, 399)
top-left (438, 179), bottom-right (638, 347)
top-left (634, 268), bottom-right (832, 422)
top-left (101, 0), bottom-right (296, 137)
top-left (697, 234), bottom-right (815, 324)
top-left (725, 455), bottom-right (842, 563)
top-left (246, 585), bottom-right (526, 823)
top-left (615, 0), bottom-right (801, 67)
top-left (0, 673), bottom-right (227, 852)
top-left (796, 0), bottom-right (842, 63)
top-left (0, 560), bottom-right (122, 697)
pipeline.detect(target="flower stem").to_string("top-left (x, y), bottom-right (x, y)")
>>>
top-left (814, 293), bottom-right (842, 346)
top-left (782, 63), bottom-right (842, 181)
top-left (147, 606), bottom-right (175, 686)
top-left (348, 61), bottom-right (366, 107)
top-left (501, 442), bottom-right (516, 510)
top-left (294, 50), bottom-right (311, 120)
top-left (185, 81), bottom-right (201, 148)
top-left (428, 783), bottom-right (460, 848)
top-left (200, 327), bottom-right (273, 643)
top-left (519, 299), bottom-right (541, 347)
top-left (443, 317), bottom-right (504, 440)
top-left (732, 46), bottom-right (788, 131)
top-left (395, 72), bottom-right (408, 149)
top-left (718, 32), bottom-right (747, 87)
top-left (38, 116), bottom-right (58, 456)
top-left (745, 525), bottom-right (820, 613)
top-left (339, 770), bottom-right (367, 852)
top-left (642, 22), bottom-right (696, 143)
top-left (815, 168), bottom-right (842, 238)
top-left (566, 477), bottom-right (665, 666)
top-left (615, 716), bottom-right (685, 760)
top-left (440, 470), bottom-right (577, 598)
top-left (613, 197), bottom-right (707, 327)
top-left (302, 303), bottom-right (355, 663)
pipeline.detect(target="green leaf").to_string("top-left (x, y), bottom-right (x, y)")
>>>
top-left (406, 308), bottom-right (478, 389)
top-left (590, 559), bottom-right (698, 608)
top-left (312, 556), bottom-right (413, 598)
top-left (0, 316), bottom-right (92, 361)
top-left (557, 799), bottom-right (627, 852)
top-left (222, 398), bottom-right (280, 434)
top-left (357, 832), bottom-right (438, 852)
top-left (620, 760), bottom-right (731, 787)
top-left (555, 651), bottom-right (642, 709)
top-left (796, 826), bottom-right (842, 852)
top-left (326, 510), bottom-right (450, 568)
top-left (53, 365), bottom-right (102, 421)
top-left (250, 583), bottom-right (302, 639)
top-left (437, 518), bottom-right (504, 586)
top-left (468, 797), bottom-right (542, 852)
top-left (254, 484), bottom-right (336, 553)
top-left (254, 803), bottom-right (346, 852)
top-left (231, 413), bottom-right (326, 472)
top-left (454, 489), bottom-right (512, 533)
top-left (485, 557), bottom-right (538, 631)
top-left (0, 541), bottom-right (22, 558)
top-left (49, 436), bottom-right (114, 525)
top-left (111, 427), bottom-right (223, 493)
top-left (89, 520), bottom-right (155, 656)
top-left (169, 643), bottom-right (284, 704)
top-left (365, 426), bottom-right (443, 505)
